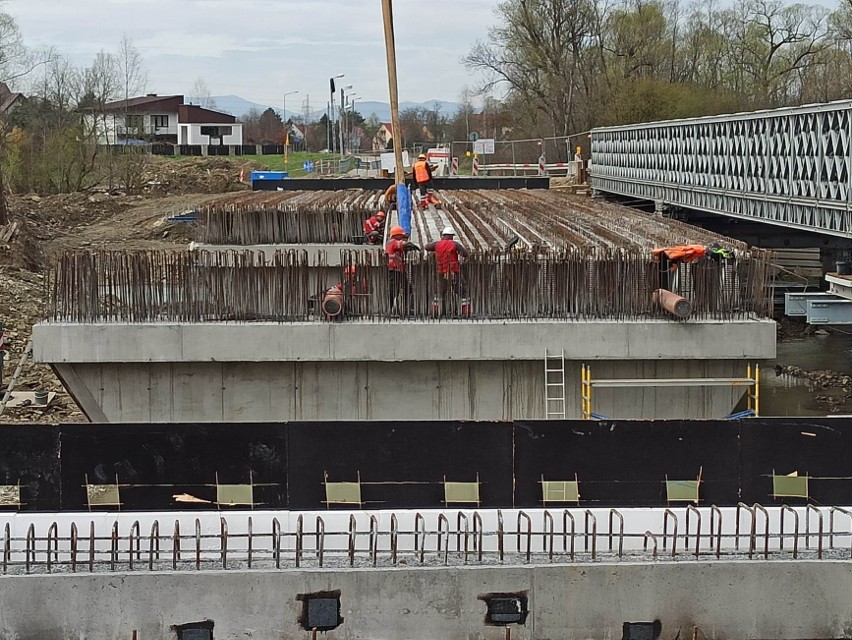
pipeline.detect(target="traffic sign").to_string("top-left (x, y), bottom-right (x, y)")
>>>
top-left (474, 138), bottom-right (495, 155)
top-left (469, 131), bottom-right (480, 142)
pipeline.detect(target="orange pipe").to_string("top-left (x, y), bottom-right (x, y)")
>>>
top-left (653, 288), bottom-right (692, 318)
top-left (322, 286), bottom-right (344, 318)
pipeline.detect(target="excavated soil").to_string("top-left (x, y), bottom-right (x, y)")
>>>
top-left (0, 156), bottom-right (258, 423)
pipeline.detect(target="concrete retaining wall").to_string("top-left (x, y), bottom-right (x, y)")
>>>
top-left (1, 561), bottom-right (850, 640)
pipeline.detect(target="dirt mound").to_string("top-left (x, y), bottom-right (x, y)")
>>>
top-left (0, 186), bottom-right (228, 423)
top-left (0, 266), bottom-right (85, 423)
top-left (140, 156), bottom-right (266, 195)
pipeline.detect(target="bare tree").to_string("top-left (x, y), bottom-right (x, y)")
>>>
top-left (0, 7), bottom-right (53, 223)
top-left (465, 0), bottom-right (601, 136)
top-left (116, 34), bottom-right (147, 101)
top-left (190, 77), bottom-right (217, 110)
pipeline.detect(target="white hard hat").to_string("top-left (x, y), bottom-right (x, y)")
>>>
top-left (441, 226), bottom-right (455, 236)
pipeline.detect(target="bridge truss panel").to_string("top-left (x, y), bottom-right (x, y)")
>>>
top-left (590, 101), bottom-right (852, 238)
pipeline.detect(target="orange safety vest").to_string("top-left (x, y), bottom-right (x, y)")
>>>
top-left (414, 160), bottom-right (431, 183)
top-left (652, 244), bottom-right (707, 264)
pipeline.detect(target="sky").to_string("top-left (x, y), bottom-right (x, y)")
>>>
top-left (5, 0), bottom-right (499, 110)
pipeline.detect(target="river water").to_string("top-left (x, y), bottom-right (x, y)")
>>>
top-left (762, 329), bottom-right (852, 416)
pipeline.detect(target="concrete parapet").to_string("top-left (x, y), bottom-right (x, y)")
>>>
top-left (0, 561), bottom-right (849, 640)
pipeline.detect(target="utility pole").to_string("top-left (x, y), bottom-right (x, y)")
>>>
top-left (381, 0), bottom-right (404, 187)
top-left (339, 85), bottom-right (351, 157)
top-left (329, 74), bottom-right (344, 154)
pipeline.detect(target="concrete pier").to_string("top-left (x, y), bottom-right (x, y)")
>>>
top-left (34, 319), bottom-right (775, 422)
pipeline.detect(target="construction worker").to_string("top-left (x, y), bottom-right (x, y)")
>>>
top-left (363, 210), bottom-right (386, 245)
top-left (425, 226), bottom-right (469, 314)
top-left (385, 226), bottom-right (419, 314)
top-left (383, 184), bottom-right (397, 209)
top-left (413, 153), bottom-right (438, 206)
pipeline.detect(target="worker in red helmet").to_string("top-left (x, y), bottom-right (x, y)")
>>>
top-left (385, 225), bottom-right (419, 315)
top-left (425, 226), bottom-right (469, 312)
top-left (363, 210), bottom-right (386, 245)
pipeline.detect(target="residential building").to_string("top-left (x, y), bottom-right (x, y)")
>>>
top-left (87, 94), bottom-right (243, 145)
top-left (177, 104), bottom-right (242, 145)
top-left (0, 83), bottom-right (24, 115)
top-left (372, 122), bottom-right (393, 151)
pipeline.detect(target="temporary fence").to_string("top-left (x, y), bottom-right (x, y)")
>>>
top-left (1, 504), bottom-right (850, 575)
top-left (47, 248), bottom-right (773, 323)
top-left (450, 134), bottom-right (589, 177)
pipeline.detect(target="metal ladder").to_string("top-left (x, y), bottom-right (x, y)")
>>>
top-left (544, 349), bottom-right (566, 419)
top-left (0, 340), bottom-right (33, 418)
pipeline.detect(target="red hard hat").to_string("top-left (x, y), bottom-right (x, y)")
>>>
top-left (389, 226), bottom-right (407, 237)
top-left (376, 210), bottom-right (386, 219)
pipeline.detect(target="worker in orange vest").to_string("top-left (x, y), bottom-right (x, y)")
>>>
top-left (425, 226), bottom-right (470, 314)
top-left (385, 225), bottom-right (419, 314)
top-left (363, 210), bottom-right (386, 244)
top-left (414, 153), bottom-right (439, 207)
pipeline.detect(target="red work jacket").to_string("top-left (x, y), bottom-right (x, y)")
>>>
top-left (385, 239), bottom-right (408, 272)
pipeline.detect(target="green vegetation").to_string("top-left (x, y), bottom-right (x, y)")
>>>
top-left (465, 0), bottom-right (852, 136)
top-left (235, 152), bottom-right (343, 178)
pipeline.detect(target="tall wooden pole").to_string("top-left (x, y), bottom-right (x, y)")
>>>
top-left (381, 0), bottom-right (404, 186)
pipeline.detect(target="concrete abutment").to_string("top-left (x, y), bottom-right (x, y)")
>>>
top-left (36, 319), bottom-right (776, 422)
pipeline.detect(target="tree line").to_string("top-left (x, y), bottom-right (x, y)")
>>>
top-left (463, 0), bottom-right (852, 138)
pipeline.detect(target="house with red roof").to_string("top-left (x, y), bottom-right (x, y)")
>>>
top-left (372, 122), bottom-right (393, 151)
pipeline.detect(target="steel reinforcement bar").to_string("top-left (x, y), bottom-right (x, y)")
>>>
top-left (46, 248), bottom-right (773, 323)
top-left (2, 505), bottom-right (850, 575)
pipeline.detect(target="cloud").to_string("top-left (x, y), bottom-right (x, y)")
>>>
top-left (5, 0), bottom-right (500, 104)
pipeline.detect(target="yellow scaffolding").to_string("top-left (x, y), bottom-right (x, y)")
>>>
top-left (580, 364), bottom-right (760, 420)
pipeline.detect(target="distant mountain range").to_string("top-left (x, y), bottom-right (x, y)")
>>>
top-left (200, 94), bottom-right (463, 122)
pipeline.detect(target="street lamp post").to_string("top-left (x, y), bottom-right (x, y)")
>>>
top-left (329, 74), bottom-right (344, 153)
top-left (282, 90), bottom-right (299, 125)
top-left (350, 95), bottom-right (361, 154)
top-left (340, 84), bottom-right (352, 157)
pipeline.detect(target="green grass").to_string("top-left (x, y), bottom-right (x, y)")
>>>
top-left (158, 151), bottom-right (344, 178)
top-left (238, 152), bottom-right (343, 178)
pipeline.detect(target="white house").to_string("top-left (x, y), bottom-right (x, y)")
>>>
top-left (177, 104), bottom-right (243, 146)
top-left (87, 94), bottom-right (243, 146)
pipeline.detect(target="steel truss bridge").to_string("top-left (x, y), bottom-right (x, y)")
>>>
top-left (590, 100), bottom-right (852, 238)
